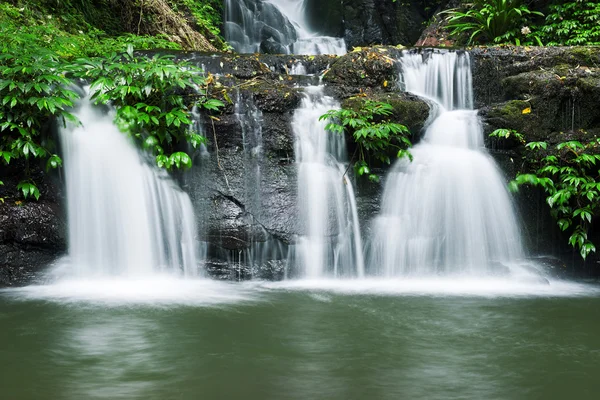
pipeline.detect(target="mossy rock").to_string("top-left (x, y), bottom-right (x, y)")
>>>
top-left (484, 100), bottom-right (533, 128)
top-left (554, 47), bottom-right (600, 67)
top-left (481, 100), bottom-right (541, 142)
top-left (502, 71), bottom-right (564, 99)
top-left (242, 80), bottom-right (302, 113)
top-left (323, 47), bottom-right (400, 88)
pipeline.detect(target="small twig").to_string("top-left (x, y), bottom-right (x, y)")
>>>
top-left (342, 146), bottom-right (359, 180)
top-left (211, 116), bottom-right (230, 191)
top-left (137, 0), bottom-right (144, 35)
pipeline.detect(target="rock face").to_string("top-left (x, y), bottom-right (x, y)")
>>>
top-left (0, 167), bottom-right (66, 286)
top-left (342, 0), bottom-right (432, 48)
top-left (471, 46), bottom-right (600, 272)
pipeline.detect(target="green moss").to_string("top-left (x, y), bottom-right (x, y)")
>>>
top-left (578, 76), bottom-right (600, 91)
top-left (172, 0), bottom-right (227, 49)
top-left (500, 100), bottom-right (531, 116)
top-left (565, 47), bottom-right (600, 66)
top-left (552, 63), bottom-right (571, 77)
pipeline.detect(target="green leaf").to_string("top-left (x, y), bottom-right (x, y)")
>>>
top-left (16, 181), bottom-right (40, 201)
top-left (202, 98), bottom-right (224, 111)
top-left (168, 152), bottom-right (192, 169)
top-left (45, 154), bottom-right (62, 172)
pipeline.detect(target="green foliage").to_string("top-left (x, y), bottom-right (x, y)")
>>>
top-left (320, 100), bottom-right (411, 182)
top-left (445, 0), bottom-right (544, 45)
top-left (73, 46), bottom-right (222, 170)
top-left (0, 24), bottom-right (80, 200)
top-left (510, 138), bottom-right (600, 260)
top-left (490, 128), bottom-right (526, 143)
top-left (0, 7), bottom-right (224, 200)
top-left (537, 1), bottom-right (600, 45)
top-left (176, 0), bottom-right (223, 37)
top-left (17, 181), bottom-right (41, 201)
top-left (0, 3), bottom-right (182, 59)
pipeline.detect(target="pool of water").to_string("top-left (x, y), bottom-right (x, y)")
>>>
top-left (1, 278), bottom-right (600, 399)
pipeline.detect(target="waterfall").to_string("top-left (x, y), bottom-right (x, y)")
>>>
top-left (291, 86), bottom-right (364, 278)
top-left (224, 0), bottom-right (346, 55)
top-left (59, 94), bottom-right (200, 277)
top-left (369, 51), bottom-right (523, 276)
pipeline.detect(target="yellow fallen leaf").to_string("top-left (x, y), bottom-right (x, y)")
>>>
top-left (383, 80), bottom-right (388, 87)
top-left (522, 107), bottom-right (531, 114)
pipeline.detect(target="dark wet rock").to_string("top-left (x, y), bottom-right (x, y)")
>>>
top-left (187, 77), bottom-right (300, 257)
top-left (471, 46), bottom-right (600, 108)
top-left (0, 193), bottom-right (66, 287)
top-left (304, 0), bottom-right (344, 38)
top-left (415, 0), bottom-right (460, 47)
top-left (204, 258), bottom-right (286, 281)
top-left (355, 174), bottom-right (383, 238)
top-left (172, 52), bottom-right (335, 78)
top-left (260, 38), bottom-right (287, 55)
top-left (474, 48), bottom-right (600, 152)
top-left (343, 0), bottom-right (431, 48)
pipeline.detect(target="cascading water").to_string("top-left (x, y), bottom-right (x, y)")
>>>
top-left (236, 91), bottom-right (264, 224)
top-left (59, 93), bottom-right (200, 277)
top-left (224, 0), bottom-right (346, 55)
top-left (370, 51), bottom-right (523, 276)
top-left (292, 86), bottom-right (364, 278)
top-left (232, 92), bottom-right (288, 274)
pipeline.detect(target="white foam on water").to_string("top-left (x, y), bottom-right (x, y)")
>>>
top-left (259, 278), bottom-right (600, 298)
top-left (2, 277), bottom-right (261, 307)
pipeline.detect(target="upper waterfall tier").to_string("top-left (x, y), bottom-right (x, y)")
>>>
top-left (400, 50), bottom-right (473, 111)
top-left (224, 0), bottom-right (346, 55)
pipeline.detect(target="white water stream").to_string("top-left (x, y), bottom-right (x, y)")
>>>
top-left (59, 94), bottom-right (200, 277)
top-left (224, 0), bottom-right (346, 55)
top-left (292, 86), bottom-right (364, 278)
top-left (370, 51), bottom-right (524, 277)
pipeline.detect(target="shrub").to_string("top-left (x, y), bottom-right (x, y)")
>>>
top-left (445, 0), bottom-right (544, 45)
top-left (509, 138), bottom-right (600, 259)
top-left (320, 100), bottom-right (412, 182)
top-left (538, 1), bottom-right (600, 45)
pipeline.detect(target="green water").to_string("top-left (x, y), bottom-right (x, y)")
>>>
top-left (1, 279), bottom-right (600, 400)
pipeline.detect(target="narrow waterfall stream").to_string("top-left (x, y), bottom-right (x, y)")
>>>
top-left (370, 51), bottom-right (524, 276)
top-left (292, 86), bottom-right (364, 278)
top-left (59, 94), bottom-right (200, 277)
top-left (224, 0), bottom-right (346, 55)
